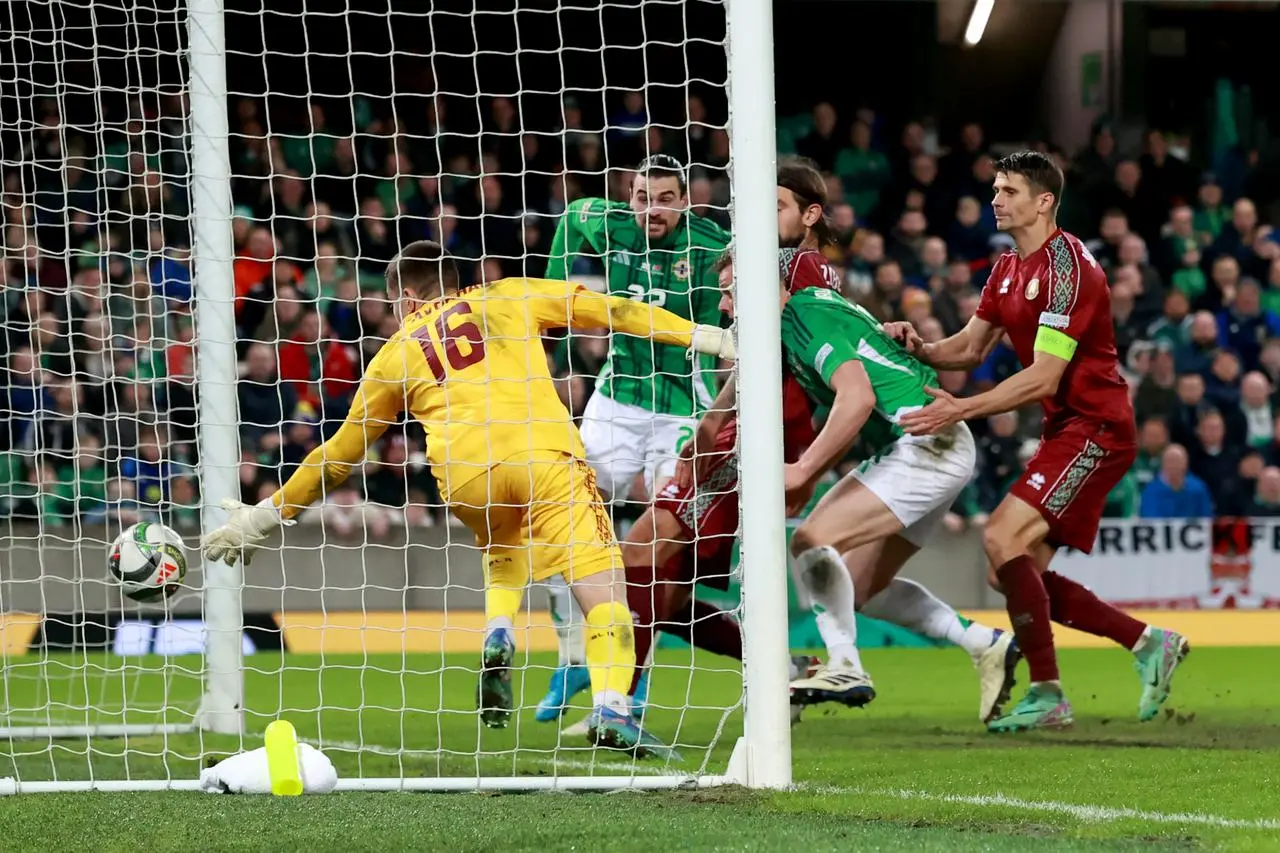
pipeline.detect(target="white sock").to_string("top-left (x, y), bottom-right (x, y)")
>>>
top-left (546, 575), bottom-right (585, 666)
top-left (593, 689), bottom-right (630, 713)
top-left (1131, 625), bottom-right (1152, 654)
top-left (862, 578), bottom-right (996, 659)
top-left (485, 616), bottom-right (514, 637)
top-left (795, 545), bottom-right (863, 672)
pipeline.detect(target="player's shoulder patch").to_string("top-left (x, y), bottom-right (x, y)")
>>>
top-left (1039, 311), bottom-right (1071, 329)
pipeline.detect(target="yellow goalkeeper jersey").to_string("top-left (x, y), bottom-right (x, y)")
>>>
top-left (273, 277), bottom-right (699, 515)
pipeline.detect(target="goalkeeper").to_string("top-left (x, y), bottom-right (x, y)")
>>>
top-left (202, 240), bottom-right (734, 758)
top-left (536, 154), bottom-right (731, 730)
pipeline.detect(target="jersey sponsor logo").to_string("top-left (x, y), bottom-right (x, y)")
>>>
top-left (1039, 311), bottom-right (1071, 329)
top-left (1079, 243), bottom-right (1098, 268)
top-left (814, 342), bottom-right (835, 374)
top-left (999, 277), bottom-right (1011, 294)
top-left (578, 200), bottom-right (594, 222)
top-left (1027, 472), bottom-right (1046, 491)
top-left (673, 259), bottom-right (690, 280)
top-left (1026, 277), bottom-right (1040, 300)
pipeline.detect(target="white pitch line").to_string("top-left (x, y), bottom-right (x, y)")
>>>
top-left (297, 742), bottom-right (1279, 831)
top-left (807, 786), bottom-right (1280, 832)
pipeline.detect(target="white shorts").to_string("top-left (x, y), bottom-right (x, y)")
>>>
top-left (579, 393), bottom-right (697, 501)
top-left (850, 422), bottom-right (976, 547)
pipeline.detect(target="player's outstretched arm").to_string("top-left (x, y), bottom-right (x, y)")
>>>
top-left (784, 360), bottom-right (875, 512)
top-left (900, 345), bottom-right (1070, 436)
top-left (525, 277), bottom-right (735, 358)
top-left (914, 314), bottom-right (1003, 370)
top-left (202, 351), bottom-right (403, 567)
top-left (544, 198), bottom-right (607, 281)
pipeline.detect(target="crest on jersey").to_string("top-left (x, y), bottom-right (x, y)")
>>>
top-left (1026, 278), bottom-right (1040, 300)
top-left (673, 259), bottom-right (690, 280)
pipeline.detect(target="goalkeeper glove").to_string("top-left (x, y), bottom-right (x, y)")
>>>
top-left (690, 324), bottom-right (736, 360)
top-left (201, 498), bottom-right (293, 567)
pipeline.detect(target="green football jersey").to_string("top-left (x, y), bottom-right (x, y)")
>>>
top-left (780, 287), bottom-right (939, 451)
top-left (545, 197), bottom-right (730, 417)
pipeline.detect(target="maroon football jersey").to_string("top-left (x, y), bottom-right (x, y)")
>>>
top-left (780, 370), bottom-right (817, 462)
top-left (976, 229), bottom-right (1134, 435)
top-left (780, 247), bottom-right (841, 294)
top-left (713, 372), bottom-right (815, 465)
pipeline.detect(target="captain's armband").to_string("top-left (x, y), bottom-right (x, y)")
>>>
top-left (1033, 325), bottom-right (1078, 361)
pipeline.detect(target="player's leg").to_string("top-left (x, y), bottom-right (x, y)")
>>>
top-left (982, 491), bottom-right (1072, 732)
top-left (528, 452), bottom-right (676, 758)
top-left (620, 506), bottom-right (689, 704)
top-left (790, 429), bottom-right (977, 706)
top-left (997, 458), bottom-right (1190, 723)
top-left (852, 428), bottom-right (1020, 725)
top-left (620, 497), bottom-right (744, 716)
top-left (626, 431), bottom-right (744, 690)
top-left (450, 467), bottom-right (528, 730)
top-left (789, 535), bottom-right (878, 707)
top-left (534, 394), bottom-right (643, 722)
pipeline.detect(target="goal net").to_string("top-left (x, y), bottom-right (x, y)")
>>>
top-left (0, 0), bottom-right (791, 792)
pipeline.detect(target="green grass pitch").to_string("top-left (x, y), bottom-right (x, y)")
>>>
top-left (1, 645), bottom-right (1277, 851)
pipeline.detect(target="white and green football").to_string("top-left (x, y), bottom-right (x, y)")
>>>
top-left (107, 521), bottom-right (188, 602)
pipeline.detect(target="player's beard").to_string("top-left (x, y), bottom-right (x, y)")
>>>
top-left (779, 230), bottom-right (805, 249)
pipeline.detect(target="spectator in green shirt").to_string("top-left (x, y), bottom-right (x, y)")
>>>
top-left (39, 435), bottom-right (110, 526)
top-left (1103, 470), bottom-right (1141, 518)
top-left (299, 242), bottom-right (359, 319)
top-left (0, 452), bottom-right (36, 520)
top-left (1193, 179), bottom-right (1230, 244)
top-left (373, 151), bottom-right (421, 220)
top-left (280, 104), bottom-right (338, 179)
top-left (833, 120), bottom-right (891, 220)
top-left (1146, 290), bottom-right (1193, 350)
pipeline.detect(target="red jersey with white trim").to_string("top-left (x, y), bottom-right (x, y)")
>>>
top-left (781, 247), bottom-right (842, 294)
top-left (976, 228), bottom-right (1133, 435)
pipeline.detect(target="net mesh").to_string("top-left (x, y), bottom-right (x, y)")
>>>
top-left (1, 0), bottom-right (746, 786)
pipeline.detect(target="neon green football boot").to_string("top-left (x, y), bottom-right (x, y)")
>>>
top-left (987, 682), bottom-right (1073, 733)
top-left (1134, 627), bottom-right (1191, 722)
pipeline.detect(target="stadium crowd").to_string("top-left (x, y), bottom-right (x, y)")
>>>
top-left (3, 89), bottom-right (1280, 532)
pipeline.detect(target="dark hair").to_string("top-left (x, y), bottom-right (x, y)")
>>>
top-left (387, 240), bottom-right (460, 300)
top-left (636, 154), bottom-right (687, 194)
top-left (777, 155), bottom-right (834, 248)
top-left (994, 150), bottom-right (1065, 212)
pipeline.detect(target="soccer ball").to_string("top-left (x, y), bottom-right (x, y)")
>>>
top-left (108, 521), bottom-right (188, 602)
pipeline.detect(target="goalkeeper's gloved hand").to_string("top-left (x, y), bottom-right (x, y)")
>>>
top-left (201, 498), bottom-right (292, 567)
top-left (690, 324), bottom-right (736, 360)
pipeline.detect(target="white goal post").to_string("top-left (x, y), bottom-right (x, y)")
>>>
top-left (0, 0), bottom-right (788, 792)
